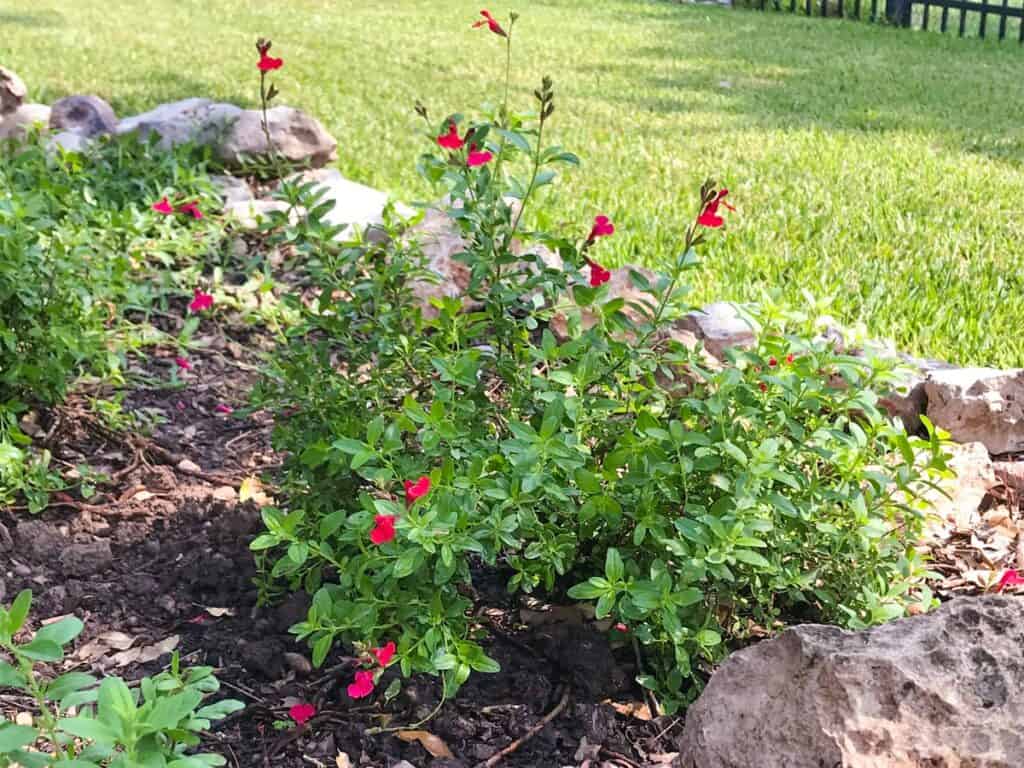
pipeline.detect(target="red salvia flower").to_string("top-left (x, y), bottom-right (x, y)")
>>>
top-left (587, 215), bottom-right (615, 243)
top-left (768, 357), bottom-right (778, 368)
top-left (370, 514), bottom-right (396, 545)
top-left (288, 703), bottom-right (316, 726)
top-left (258, 53), bottom-right (284, 72)
top-left (215, 403), bottom-right (233, 414)
top-left (467, 145), bottom-right (494, 167)
top-left (473, 10), bottom-right (508, 37)
top-left (188, 288), bottom-right (214, 313)
top-left (404, 476), bottom-right (432, 506)
top-left (177, 202), bottom-right (203, 220)
top-left (175, 357), bottom-right (191, 372)
top-left (697, 189), bottom-right (735, 229)
top-left (372, 640), bottom-right (397, 667)
top-left (758, 381), bottom-right (768, 393)
top-left (437, 121), bottom-right (465, 150)
top-left (347, 670), bottom-right (376, 700)
top-left (152, 197), bottom-right (175, 215)
top-left (585, 258), bottom-right (612, 287)
top-left (785, 353), bottom-right (795, 365)
top-left (613, 623), bottom-right (629, 632)
top-left (997, 569), bottom-right (1024, 592)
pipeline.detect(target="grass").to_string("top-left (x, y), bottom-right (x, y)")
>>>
top-left (2, 0), bottom-right (1023, 366)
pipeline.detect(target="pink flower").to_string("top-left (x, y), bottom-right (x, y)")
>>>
top-left (215, 404), bottom-right (234, 414)
top-left (152, 197), bottom-right (175, 215)
top-left (404, 476), bottom-right (431, 506)
top-left (177, 202), bottom-right (203, 220)
top-left (697, 189), bottom-right (735, 229)
top-left (467, 145), bottom-right (493, 167)
top-left (347, 670), bottom-right (375, 700)
top-left (371, 641), bottom-right (396, 667)
top-left (997, 569), bottom-right (1024, 592)
top-left (437, 122), bottom-right (465, 150)
top-left (613, 623), bottom-right (629, 632)
top-left (288, 703), bottom-right (316, 726)
top-left (587, 215), bottom-right (615, 243)
top-left (189, 288), bottom-right (214, 313)
top-left (586, 259), bottom-right (612, 288)
top-left (370, 514), bottom-right (396, 545)
top-left (473, 9), bottom-right (508, 37)
top-left (176, 401), bottom-right (187, 411)
top-left (258, 53), bottom-right (284, 72)
top-left (175, 357), bottom-right (192, 372)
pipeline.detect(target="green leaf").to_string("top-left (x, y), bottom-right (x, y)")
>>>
top-left (18, 638), bottom-right (63, 662)
top-left (97, 676), bottom-right (135, 726)
top-left (695, 629), bottom-right (722, 647)
top-left (496, 128), bottom-right (531, 153)
top-left (249, 534), bottom-right (280, 551)
top-left (36, 616), bottom-right (84, 647)
top-left (45, 672), bottom-right (96, 704)
top-left (595, 592), bottom-right (615, 619)
top-left (145, 689), bottom-right (203, 731)
top-left (8, 590), bottom-right (31, 634)
top-left (0, 661), bottom-right (27, 689)
top-left (312, 635), bottom-right (332, 668)
top-left (672, 587), bottom-right (704, 608)
top-left (0, 723), bottom-right (37, 752)
top-left (393, 548), bottom-right (420, 579)
top-left (195, 700), bottom-right (245, 721)
top-left (59, 716), bottom-right (119, 744)
top-left (567, 577), bottom-right (609, 600)
top-left (604, 548), bottom-right (624, 584)
top-left (732, 549), bottom-right (772, 569)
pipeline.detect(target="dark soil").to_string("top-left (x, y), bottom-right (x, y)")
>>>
top-left (1, 313), bottom-right (683, 768)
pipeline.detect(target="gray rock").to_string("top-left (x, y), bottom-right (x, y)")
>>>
top-left (298, 168), bottom-right (399, 240)
top-left (49, 94), bottom-right (116, 137)
top-left (58, 539), bottom-right (113, 577)
top-left (405, 207), bottom-right (473, 317)
top-left (678, 596), bottom-right (1024, 768)
top-left (215, 106), bottom-right (337, 169)
top-left (210, 174), bottom-right (254, 207)
top-left (0, 66), bottom-right (27, 116)
top-left (876, 356), bottom-right (956, 434)
top-left (47, 130), bottom-right (91, 154)
top-left (925, 367), bottom-right (1024, 455)
top-left (0, 102), bottom-right (51, 141)
top-left (116, 98), bottom-right (242, 150)
top-left (677, 301), bottom-right (758, 360)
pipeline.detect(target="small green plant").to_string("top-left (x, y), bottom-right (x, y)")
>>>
top-left (252, 11), bottom-right (949, 713)
top-left (0, 590), bottom-right (244, 767)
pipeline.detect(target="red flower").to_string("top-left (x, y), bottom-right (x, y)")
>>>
top-left (768, 357), bottom-right (778, 368)
top-left (370, 514), bottom-right (396, 545)
top-left (467, 145), bottom-right (494, 167)
top-left (258, 53), bottom-right (284, 72)
top-left (177, 202), bottom-right (203, 220)
top-left (437, 122), bottom-right (465, 150)
top-left (613, 623), bottom-right (629, 632)
top-left (758, 381), bottom-right (767, 393)
top-left (372, 640), bottom-right (396, 667)
top-left (189, 288), bottom-right (214, 313)
top-left (587, 215), bottom-right (615, 243)
top-left (152, 197), bottom-right (175, 215)
top-left (347, 670), bottom-right (375, 700)
top-left (175, 357), bottom-right (191, 372)
top-left (697, 189), bottom-right (735, 229)
top-left (586, 259), bottom-right (612, 288)
top-left (997, 569), bottom-right (1024, 592)
top-left (215, 403), bottom-right (233, 414)
top-left (473, 9), bottom-right (507, 37)
top-left (785, 353), bottom-right (795, 365)
top-left (404, 476), bottom-right (431, 506)
top-left (288, 703), bottom-right (316, 726)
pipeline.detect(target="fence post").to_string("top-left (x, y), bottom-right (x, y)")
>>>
top-left (884, 0), bottom-right (912, 24)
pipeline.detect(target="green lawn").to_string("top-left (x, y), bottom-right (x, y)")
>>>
top-left (3, 0), bottom-right (1024, 366)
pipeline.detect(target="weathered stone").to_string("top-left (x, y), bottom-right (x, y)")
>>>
top-left (678, 596), bottom-right (1024, 768)
top-left (677, 301), bottom-right (757, 360)
top-left (0, 103), bottom-right (51, 141)
top-left (993, 460), bottom-right (1024, 494)
top-left (925, 367), bottom-right (1024, 455)
top-left (406, 207), bottom-right (473, 316)
top-left (215, 106), bottom-right (337, 169)
top-left (224, 198), bottom-right (297, 230)
top-left (919, 441), bottom-right (994, 540)
top-left (47, 130), bottom-right (90, 154)
top-left (210, 175), bottom-right (254, 207)
top-left (0, 66), bottom-right (27, 116)
top-left (49, 94), bottom-right (116, 137)
top-left (299, 168), bottom-right (395, 240)
top-left (876, 356), bottom-right (957, 434)
top-left (116, 98), bottom-right (242, 150)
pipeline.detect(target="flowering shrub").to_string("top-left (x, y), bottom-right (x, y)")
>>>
top-left (253, 11), bottom-right (948, 711)
top-left (0, 590), bottom-right (243, 767)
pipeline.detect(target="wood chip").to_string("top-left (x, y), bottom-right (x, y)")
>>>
top-left (396, 730), bottom-right (454, 758)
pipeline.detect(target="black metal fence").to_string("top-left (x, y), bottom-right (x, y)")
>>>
top-left (745, 0), bottom-right (1024, 42)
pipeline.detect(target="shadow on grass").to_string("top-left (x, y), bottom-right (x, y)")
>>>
top-left (0, 10), bottom-right (64, 28)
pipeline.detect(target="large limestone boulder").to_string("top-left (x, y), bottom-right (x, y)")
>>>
top-left (0, 103), bottom-right (51, 141)
top-left (0, 66), bottom-right (27, 116)
top-left (678, 596), bottom-right (1024, 768)
top-left (215, 106), bottom-right (337, 169)
top-left (676, 301), bottom-right (757, 360)
top-left (300, 168), bottom-right (397, 240)
top-left (116, 98), bottom-right (242, 150)
top-left (925, 368), bottom-right (1024, 455)
top-left (50, 94), bottom-right (117, 138)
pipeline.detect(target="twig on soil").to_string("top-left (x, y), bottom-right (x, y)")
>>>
top-left (631, 636), bottom-right (663, 718)
top-left (599, 747), bottom-right (642, 768)
top-left (476, 686), bottom-right (571, 768)
top-left (218, 677), bottom-right (266, 704)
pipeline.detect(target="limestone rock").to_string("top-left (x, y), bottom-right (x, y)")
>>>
top-left (299, 168), bottom-right (396, 240)
top-left (0, 103), bottom-right (51, 141)
top-left (677, 301), bottom-right (757, 360)
top-left (210, 175), bottom-right (254, 207)
top-left (116, 98), bottom-right (242, 150)
top-left (406, 207), bottom-right (472, 315)
top-left (877, 356), bottom-right (957, 434)
top-left (919, 441), bottom-right (995, 540)
top-left (215, 106), bottom-right (337, 169)
top-left (47, 130), bottom-right (91, 154)
top-left (49, 94), bottom-right (116, 137)
top-left (925, 368), bottom-right (1024, 455)
top-left (224, 198), bottom-right (296, 230)
top-left (678, 596), bottom-right (1024, 768)
top-left (0, 66), bottom-right (27, 116)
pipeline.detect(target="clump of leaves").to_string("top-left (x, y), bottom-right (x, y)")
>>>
top-left (0, 590), bottom-right (244, 767)
top-left (252, 11), bottom-right (949, 712)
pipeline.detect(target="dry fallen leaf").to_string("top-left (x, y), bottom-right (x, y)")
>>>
top-left (110, 635), bottom-right (179, 667)
top-left (41, 613), bottom-right (74, 626)
top-left (396, 730), bottom-right (454, 758)
top-left (606, 700), bottom-right (653, 721)
top-left (335, 753), bottom-right (352, 768)
top-left (177, 458), bottom-right (202, 473)
top-left (239, 475), bottom-right (274, 506)
top-left (203, 607), bottom-right (235, 618)
top-left (212, 485), bottom-right (237, 502)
